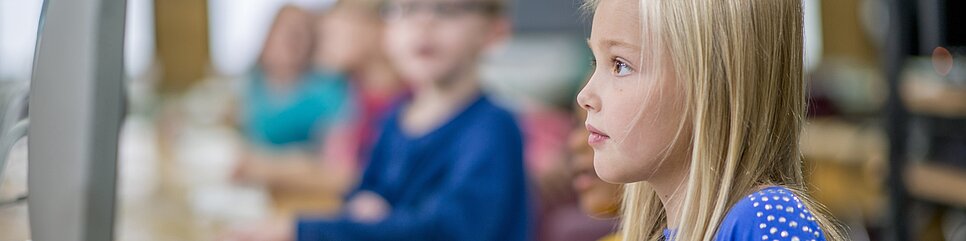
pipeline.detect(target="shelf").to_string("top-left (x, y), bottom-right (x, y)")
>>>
top-left (802, 118), bottom-right (886, 165)
top-left (901, 77), bottom-right (966, 118)
top-left (904, 162), bottom-right (966, 208)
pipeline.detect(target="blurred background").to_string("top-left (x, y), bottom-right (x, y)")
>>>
top-left (0, 0), bottom-right (964, 240)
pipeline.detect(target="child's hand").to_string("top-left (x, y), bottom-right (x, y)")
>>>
top-left (231, 154), bottom-right (264, 183)
top-left (346, 191), bottom-right (391, 223)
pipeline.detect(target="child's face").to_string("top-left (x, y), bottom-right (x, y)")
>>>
top-left (383, 0), bottom-right (507, 86)
top-left (315, 9), bottom-right (381, 72)
top-left (578, 0), bottom-right (689, 184)
top-left (570, 106), bottom-right (621, 218)
top-left (262, 10), bottom-right (314, 83)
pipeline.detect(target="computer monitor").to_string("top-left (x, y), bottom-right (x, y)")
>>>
top-left (28, 0), bottom-right (126, 240)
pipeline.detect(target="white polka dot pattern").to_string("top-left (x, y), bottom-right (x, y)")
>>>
top-left (713, 186), bottom-right (827, 241)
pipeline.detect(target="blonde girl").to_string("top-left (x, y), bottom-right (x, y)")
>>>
top-left (577, 0), bottom-right (847, 240)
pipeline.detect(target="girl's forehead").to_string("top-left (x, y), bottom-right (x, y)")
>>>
top-left (588, 0), bottom-right (642, 50)
top-left (596, 0), bottom-right (640, 16)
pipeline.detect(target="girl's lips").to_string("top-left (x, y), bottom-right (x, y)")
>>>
top-left (586, 124), bottom-right (610, 145)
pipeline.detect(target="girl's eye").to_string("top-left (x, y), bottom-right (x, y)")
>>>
top-left (613, 58), bottom-right (633, 77)
top-left (590, 58), bottom-right (598, 68)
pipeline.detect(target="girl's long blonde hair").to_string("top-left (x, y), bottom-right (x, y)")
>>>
top-left (583, 0), bottom-right (847, 240)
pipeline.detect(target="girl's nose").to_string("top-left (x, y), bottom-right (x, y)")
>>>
top-left (576, 79), bottom-right (600, 113)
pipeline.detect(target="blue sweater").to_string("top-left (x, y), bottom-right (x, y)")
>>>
top-left (296, 94), bottom-right (531, 241)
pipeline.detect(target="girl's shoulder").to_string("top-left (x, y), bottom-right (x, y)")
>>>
top-left (715, 186), bottom-right (827, 241)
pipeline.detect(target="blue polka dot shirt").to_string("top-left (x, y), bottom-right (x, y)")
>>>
top-left (713, 186), bottom-right (827, 241)
top-left (662, 186), bottom-right (828, 241)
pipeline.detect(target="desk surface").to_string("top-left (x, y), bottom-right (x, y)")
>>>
top-left (0, 115), bottom-right (342, 241)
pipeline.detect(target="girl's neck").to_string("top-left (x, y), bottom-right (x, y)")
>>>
top-left (648, 152), bottom-right (691, 230)
top-left (266, 71), bottom-right (300, 93)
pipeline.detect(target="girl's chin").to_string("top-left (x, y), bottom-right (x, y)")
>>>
top-left (593, 156), bottom-right (641, 184)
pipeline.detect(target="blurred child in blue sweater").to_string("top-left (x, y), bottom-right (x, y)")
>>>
top-left (231, 0), bottom-right (530, 240)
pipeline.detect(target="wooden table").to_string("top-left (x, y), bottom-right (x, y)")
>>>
top-left (0, 114), bottom-right (343, 241)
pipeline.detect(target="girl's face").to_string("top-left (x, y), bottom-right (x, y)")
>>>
top-left (262, 9), bottom-right (314, 84)
top-left (577, 0), bottom-right (689, 184)
top-left (570, 106), bottom-right (621, 218)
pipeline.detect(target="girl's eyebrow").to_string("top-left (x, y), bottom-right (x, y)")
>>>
top-left (587, 38), bottom-right (641, 53)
